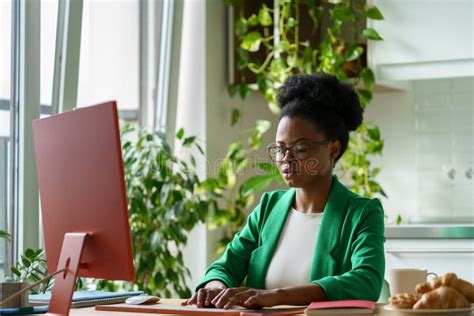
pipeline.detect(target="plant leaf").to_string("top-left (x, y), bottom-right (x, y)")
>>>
top-left (256, 162), bottom-right (280, 176)
top-left (344, 44), bottom-right (363, 62)
top-left (258, 6), bottom-right (272, 26)
top-left (364, 4), bottom-right (384, 20)
top-left (358, 89), bottom-right (373, 105)
top-left (287, 17), bottom-right (297, 28)
top-left (247, 14), bottom-right (258, 26)
top-left (0, 230), bottom-right (11, 240)
top-left (239, 84), bottom-right (252, 100)
top-left (367, 124), bottom-right (381, 141)
top-left (362, 28), bottom-right (383, 41)
top-left (228, 84), bottom-right (238, 97)
top-left (360, 68), bottom-right (375, 88)
top-left (240, 32), bottom-right (262, 52)
top-left (183, 136), bottom-right (196, 147)
top-left (176, 128), bottom-right (184, 140)
top-left (396, 214), bottom-right (402, 225)
top-left (11, 267), bottom-right (21, 277)
top-left (231, 108), bottom-right (240, 126)
top-left (241, 175), bottom-right (275, 197)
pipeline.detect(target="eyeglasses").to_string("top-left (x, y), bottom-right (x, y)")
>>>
top-left (266, 140), bottom-right (333, 162)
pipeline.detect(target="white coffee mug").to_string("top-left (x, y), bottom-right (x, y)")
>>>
top-left (387, 268), bottom-right (437, 296)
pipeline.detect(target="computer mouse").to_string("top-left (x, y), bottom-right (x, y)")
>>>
top-left (125, 294), bottom-right (161, 305)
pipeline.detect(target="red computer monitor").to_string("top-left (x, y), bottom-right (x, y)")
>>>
top-left (32, 101), bottom-right (135, 315)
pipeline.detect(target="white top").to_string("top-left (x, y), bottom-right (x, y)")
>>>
top-left (265, 208), bottom-right (323, 289)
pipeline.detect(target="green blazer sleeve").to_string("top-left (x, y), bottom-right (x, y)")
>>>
top-left (195, 193), bottom-right (268, 289)
top-left (312, 198), bottom-right (385, 301)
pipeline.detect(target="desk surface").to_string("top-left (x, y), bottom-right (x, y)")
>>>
top-left (73, 299), bottom-right (307, 315)
top-left (26, 300), bottom-right (474, 315)
top-left (65, 299), bottom-right (474, 316)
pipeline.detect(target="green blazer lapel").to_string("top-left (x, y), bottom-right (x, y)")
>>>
top-left (248, 188), bottom-right (295, 289)
top-left (310, 176), bottom-right (350, 280)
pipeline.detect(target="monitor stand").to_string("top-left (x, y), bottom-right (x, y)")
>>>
top-left (46, 232), bottom-right (88, 316)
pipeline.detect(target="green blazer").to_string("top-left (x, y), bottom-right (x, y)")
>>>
top-left (197, 176), bottom-right (385, 301)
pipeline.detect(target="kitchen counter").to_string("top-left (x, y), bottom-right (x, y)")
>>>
top-left (385, 224), bottom-right (474, 239)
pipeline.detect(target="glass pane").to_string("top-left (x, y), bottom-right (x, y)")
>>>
top-left (41, 0), bottom-right (59, 116)
top-left (77, 0), bottom-right (139, 113)
top-left (0, 0), bottom-right (12, 279)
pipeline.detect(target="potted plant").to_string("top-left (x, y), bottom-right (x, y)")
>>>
top-left (96, 125), bottom-right (214, 298)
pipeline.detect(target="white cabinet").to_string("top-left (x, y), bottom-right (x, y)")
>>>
top-left (412, 78), bottom-right (473, 221)
top-left (385, 239), bottom-right (474, 283)
top-left (368, 0), bottom-right (474, 81)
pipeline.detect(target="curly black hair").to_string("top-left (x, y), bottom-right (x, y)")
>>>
top-left (277, 73), bottom-right (364, 163)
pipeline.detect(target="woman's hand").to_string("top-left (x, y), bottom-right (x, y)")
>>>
top-left (181, 280), bottom-right (227, 308)
top-left (211, 287), bottom-right (280, 309)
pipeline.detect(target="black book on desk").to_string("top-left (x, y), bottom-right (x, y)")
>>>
top-left (29, 290), bottom-right (143, 308)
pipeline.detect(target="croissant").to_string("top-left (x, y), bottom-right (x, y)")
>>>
top-left (415, 281), bottom-right (433, 294)
top-left (454, 278), bottom-right (474, 302)
top-left (413, 286), bottom-right (470, 309)
top-left (388, 292), bottom-right (421, 309)
top-left (430, 275), bottom-right (442, 289)
top-left (440, 273), bottom-right (474, 302)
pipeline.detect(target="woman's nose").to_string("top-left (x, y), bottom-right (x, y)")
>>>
top-left (281, 148), bottom-right (295, 161)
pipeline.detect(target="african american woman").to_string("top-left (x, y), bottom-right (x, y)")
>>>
top-left (182, 73), bottom-right (385, 309)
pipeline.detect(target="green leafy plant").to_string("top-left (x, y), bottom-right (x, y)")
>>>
top-left (7, 248), bottom-right (52, 294)
top-left (0, 232), bottom-right (52, 294)
top-left (7, 245), bottom-right (84, 294)
top-left (201, 119), bottom-right (284, 257)
top-left (0, 230), bottom-right (10, 240)
top-left (215, 0), bottom-right (395, 255)
top-left (97, 125), bottom-right (213, 297)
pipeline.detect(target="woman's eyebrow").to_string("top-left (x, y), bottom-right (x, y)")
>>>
top-left (276, 137), bottom-right (312, 145)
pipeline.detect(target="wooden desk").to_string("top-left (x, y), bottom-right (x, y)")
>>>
top-left (30, 300), bottom-right (389, 316)
top-left (77, 299), bottom-right (307, 315)
top-left (29, 301), bottom-right (473, 315)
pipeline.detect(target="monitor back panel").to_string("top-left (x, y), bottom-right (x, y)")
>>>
top-left (33, 101), bottom-right (134, 281)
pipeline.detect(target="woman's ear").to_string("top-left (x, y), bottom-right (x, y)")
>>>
top-left (330, 140), bottom-right (341, 161)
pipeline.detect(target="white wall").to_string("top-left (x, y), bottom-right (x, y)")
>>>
top-left (364, 87), bottom-right (416, 223)
top-left (176, 0), bottom-right (207, 289)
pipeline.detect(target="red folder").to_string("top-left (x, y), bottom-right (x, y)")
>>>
top-left (307, 300), bottom-right (375, 310)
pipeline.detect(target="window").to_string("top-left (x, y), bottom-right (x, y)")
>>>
top-left (1, 0), bottom-right (175, 281)
top-left (77, 0), bottom-right (140, 123)
top-left (0, 0), bottom-right (12, 279)
top-left (41, 0), bottom-right (59, 117)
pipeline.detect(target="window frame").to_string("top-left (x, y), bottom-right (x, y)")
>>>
top-left (10, 0), bottom-right (41, 267)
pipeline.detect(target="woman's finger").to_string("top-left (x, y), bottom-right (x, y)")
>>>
top-left (205, 288), bottom-right (218, 307)
top-left (211, 288), bottom-right (230, 306)
top-left (213, 288), bottom-right (240, 308)
top-left (181, 292), bottom-right (197, 306)
top-left (243, 295), bottom-right (259, 308)
top-left (223, 290), bottom-right (254, 309)
top-left (196, 288), bottom-right (207, 308)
